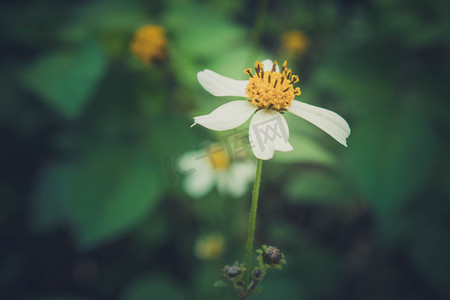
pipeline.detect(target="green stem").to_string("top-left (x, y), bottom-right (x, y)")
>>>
top-left (243, 159), bottom-right (263, 290)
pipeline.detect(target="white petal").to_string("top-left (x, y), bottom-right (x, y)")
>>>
top-left (177, 150), bottom-right (206, 173)
top-left (182, 165), bottom-right (215, 198)
top-left (197, 69), bottom-right (248, 97)
top-left (225, 173), bottom-right (246, 197)
top-left (261, 59), bottom-right (280, 73)
top-left (225, 161), bottom-right (256, 197)
top-left (249, 109), bottom-right (293, 160)
top-left (215, 172), bottom-right (229, 196)
top-left (193, 101), bottom-right (257, 131)
top-left (288, 100), bottom-right (351, 146)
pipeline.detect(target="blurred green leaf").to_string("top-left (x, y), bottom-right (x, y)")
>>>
top-left (376, 0), bottom-right (448, 47)
top-left (121, 275), bottom-right (185, 300)
top-left (130, 211), bottom-right (171, 250)
top-left (69, 146), bottom-right (163, 249)
top-left (208, 46), bottom-right (253, 78)
top-left (165, 4), bottom-right (244, 59)
top-left (31, 164), bottom-right (75, 233)
top-left (257, 277), bottom-right (303, 300)
top-left (165, 1), bottom-right (247, 89)
top-left (273, 134), bottom-right (337, 166)
top-left (75, 0), bottom-right (148, 32)
top-left (150, 117), bottom-right (199, 159)
top-left (169, 46), bottom-right (202, 87)
top-left (22, 42), bottom-right (107, 118)
top-left (407, 198), bottom-right (450, 296)
top-left (347, 102), bottom-right (437, 217)
top-left (267, 223), bottom-right (344, 299)
top-left (285, 170), bottom-right (354, 206)
top-left (60, 0), bottom-right (148, 57)
top-left (310, 42), bottom-right (398, 109)
top-left (32, 144), bottom-right (163, 250)
top-left (213, 280), bottom-right (229, 287)
top-left (411, 220), bottom-right (450, 296)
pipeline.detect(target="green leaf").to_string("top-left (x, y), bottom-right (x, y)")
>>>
top-left (68, 146), bottom-right (163, 249)
top-left (272, 134), bottom-right (337, 166)
top-left (285, 171), bottom-right (354, 206)
top-left (31, 144), bottom-right (163, 250)
top-left (310, 42), bottom-right (398, 107)
top-left (22, 42), bottom-right (106, 118)
top-left (208, 46), bottom-right (259, 79)
top-left (268, 223), bottom-right (344, 299)
top-left (121, 275), bottom-right (185, 300)
top-left (165, 1), bottom-right (247, 89)
top-left (405, 198), bottom-right (450, 296)
top-left (76, 1), bottom-right (148, 32)
top-left (164, 4), bottom-right (244, 59)
top-left (347, 102), bottom-right (437, 217)
top-left (30, 164), bottom-right (76, 233)
top-left (257, 277), bottom-right (301, 300)
top-left (410, 219), bottom-right (450, 296)
top-left (213, 280), bottom-right (229, 287)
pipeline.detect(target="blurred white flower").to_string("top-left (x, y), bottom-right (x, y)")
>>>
top-left (192, 59), bottom-right (351, 160)
top-left (178, 145), bottom-right (255, 198)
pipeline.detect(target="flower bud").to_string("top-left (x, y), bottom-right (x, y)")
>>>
top-left (253, 268), bottom-right (262, 280)
top-left (225, 264), bottom-right (242, 278)
top-left (262, 246), bottom-right (282, 265)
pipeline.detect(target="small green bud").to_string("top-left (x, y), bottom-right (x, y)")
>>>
top-left (262, 246), bottom-right (282, 265)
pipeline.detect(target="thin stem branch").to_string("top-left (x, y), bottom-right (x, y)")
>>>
top-left (243, 159), bottom-right (263, 290)
top-left (244, 279), bottom-right (260, 300)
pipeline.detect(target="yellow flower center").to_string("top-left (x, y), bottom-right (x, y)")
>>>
top-left (208, 149), bottom-right (230, 170)
top-left (244, 60), bottom-right (301, 111)
top-left (130, 25), bottom-right (167, 64)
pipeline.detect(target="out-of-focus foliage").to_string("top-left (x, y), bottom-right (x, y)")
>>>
top-left (23, 42), bottom-right (107, 118)
top-left (1, 0), bottom-right (449, 299)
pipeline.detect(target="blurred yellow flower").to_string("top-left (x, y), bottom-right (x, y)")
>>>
top-left (281, 30), bottom-right (310, 54)
top-left (130, 25), bottom-right (167, 64)
top-left (194, 234), bottom-right (225, 260)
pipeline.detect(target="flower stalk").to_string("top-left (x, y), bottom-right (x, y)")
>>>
top-left (243, 158), bottom-right (263, 290)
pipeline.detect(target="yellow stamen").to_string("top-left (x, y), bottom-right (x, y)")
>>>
top-left (281, 60), bottom-right (287, 72)
top-left (271, 61), bottom-right (278, 72)
top-left (244, 68), bottom-right (253, 77)
top-left (244, 60), bottom-right (302, 110)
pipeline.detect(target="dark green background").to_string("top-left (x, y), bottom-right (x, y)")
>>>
top-left (1, 0), bottom-right (449, 299)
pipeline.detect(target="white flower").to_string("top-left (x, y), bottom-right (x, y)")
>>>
top-left (178, 146), bottom-right (256, 198)
top-left (192, 59), bottom-right (351, 160)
